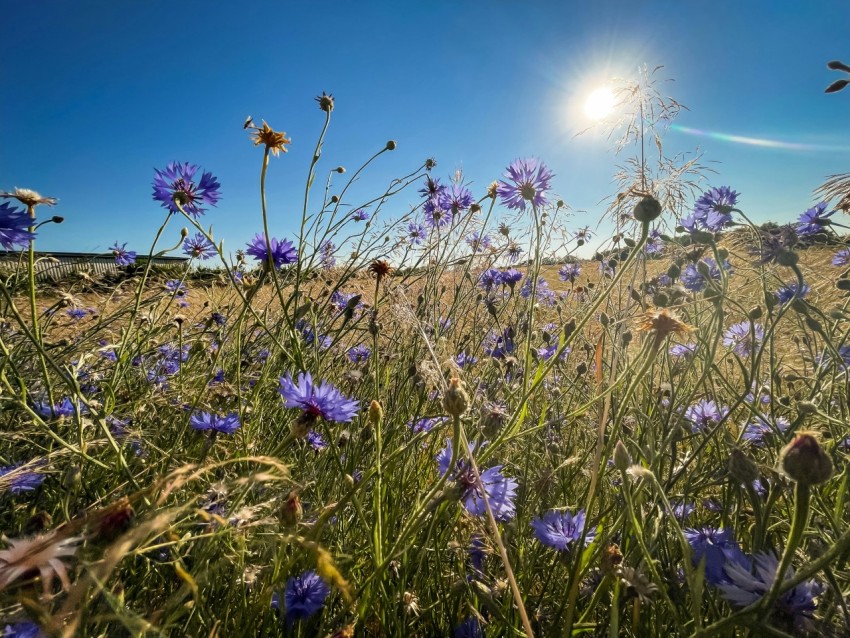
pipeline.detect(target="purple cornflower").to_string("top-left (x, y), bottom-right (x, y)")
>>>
top-left (424, 199), bottom-right (452, 229)
top-left (436, 439), bottom-right (517, 522)
top-left (670, 343), bottom-right (697, 358)
top-left (0, 463), bottom-right (45, 494)
top-left (164, 279), bottom-right (186, 296)
top-left (296, 320), bottom-right (332, 350)
top-left (439, 183), bottom-right (474, 215)
top-left (455, 352), bottom-right (478, 368)
top-left (330, 290), bottom-right (359, 312)
top-left (0, 202), bottom-right (36, 249)
top-left (347, 344), bottom-right (370, 363)
top-left (407, 221), bottom-right (427, 245)
top-left (538, 342), bottom-right (570, 362)
top-left (599, 258), bottom-right (616, 278)
top-left (466, 231), bottom-right (492, 252)
top-left (282, 570), bottom-right (330, 624)
top-left (319, 240), bottom-right (336, 269)
top-left (506, 242), bottom-right (524, 262)
top-left (496, 158), bottom-right (554, 211)
top-left (723, 321), bottom-right (764, 357)
top-left (189, 411), bottom-right (241, 434)
top-left (479, 268), bottom-right (503, 291)
top-left (279, 372), bottom-right (359, 423)
top-left (558, 263), bottom-right (581, 282)
top-left (306, 430), bottom-right (328, 451)
top-left (152, 162), bottom-right (221, 218)
top-left (182, 233), bottom-right (216, 260)
top-left (352, 208), bottom-right (370, 221)
top-left (2, 622), bottom-right (43, 638)
top-left (796, 201), bottom-right (834, 236)
top-left (680, 258), bottom-right (733, 293)
top-left (684, 527), bottom-right (747, 585)
top-left (671, 501), bottom-right (695, 521)
top-left (500, 268), bottom-right (523, 290)
top-left (33, 397), bottom-right (77, 420)
top-left (485, 327), bottom-right (515, 359)
top-left (644, 228), bottom-right (665, 254)
top-left (774, 281), bottom-right (809, 305)
top-left (520, 275), bottom-right (554, 303)
top-left (408, 416), bottom-right (448, 434)
top-left (110, 242), bottom-right (136, 266)
top-left (531, 509), bottom-right (594, 550)
top-left (246, 233), bottom-right (298, 269)
top-left (753, 225), bottom-right (798, 265)
top-left (684, 399), bottom-right (729, 433)
top-left (454, 616), bottom-right (485, 638)
top-left (679, 186), bottom-right (738, 234)
top-left (742, 414), bottom-right (791, 447)
top-left (418, 176), bottom-right (447, 200)
top-left (816, 344), bottom-right (850, 370)
top-left (832, 247), bottom-right (850, 266)
top-left (575, 227), bottom-right (593, 242)
top-left (66, 308), bottom-right (88, 320)
top-left (717, 552), bottom-right (822, 632)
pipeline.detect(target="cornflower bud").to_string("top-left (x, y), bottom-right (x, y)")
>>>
top-left (779, 432), bottom-right (833, 485)
top-left (443, 377), bottom-right (469, 418)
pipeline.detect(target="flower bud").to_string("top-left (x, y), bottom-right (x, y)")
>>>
top-left (386, 140), bottom-right (397, 151)
top-left (443, 377), bottom-right (470, 418)
top-left (280, 490), bottom-right (303, 527)
top-left (667, 264), bottom-right (681, 280)
top-left (796, 400), bottom-right (818, 416)
top-left (779, 432), bottom-right (833, 485)
top-left (633, 195), bottom-right (662, 222)
top-left (335, 166), bottom-right (345, 174)
top-left (368, 400), bottom-right (383, 426)
top-left (728, 448), bottom-right (760, 485)
top-left (613, 440), bottom-right (631, 472)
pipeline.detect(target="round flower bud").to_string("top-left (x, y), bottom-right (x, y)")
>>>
top-left (386, 140), bottom-right (397, 151)
top-left (180, 227), bottom-right (189, 238)
top-left (280, 490), bottom-right (303, 527)
top-left (368, 400), bottom-right (383, 426)
top-left (776, 249), bottom-right (799, 267)
top-left (779, 432), bottom-right (833, 485)
top-left (52, 215), bottom-right (64, 224)
top-left (613, 440), bottom-right (631, 472)
top-left (727, 448), bottom-right (760, 485)
top-left (796, 400), bottom-right (818, 416)
top-left (667, 263), bottom-right (681, 280)
top-left (443, 377), bottom-right (470, 418)
top-left (633, 196), bottom-right (662, 222)
top-left (331, 195), bottom-right (339, 203)
top-left (748, 306), bottom-right (763, 321)
top-left (335, 166), bottom-right (346, 174)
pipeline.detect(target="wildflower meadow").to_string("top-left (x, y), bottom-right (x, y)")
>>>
top-left (3, 60), bottom-right (850, 638)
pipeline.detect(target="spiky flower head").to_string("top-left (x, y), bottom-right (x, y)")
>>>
top-left (182, 233), bottom-right (216, 260)
top-left (796, 202), bottom-right (834, 237)
top-left (637, 307), bottom-right (695, 349)
top-left (246, 233), bottom-right (297, 269)
top-left (315, 92), bottom-right (335, 112)
top-left (249, 120), bottom-right (291, 156)
top-left (0, 188), bottom-right (58, 209)
top-left (442, 377), bottom-right (470, 417)
top-left (723, 321), bottom-right (764, 357)
top-left (110, 241), bottom-right (136, 266)
top-left (279, 372), bottom-right (359, 424)
top-left (283, 569), bottom-right (330, 624)
top-left (152, 162), bottom-right (221, 218)
top-left (0, 532), bottom-right (82, 595)
top-left (367, 259), bottom-right (393, 283)
top-left (189, 411), bottom-right (241, 435)
top-left (531, 509), bottom-right (594, 551)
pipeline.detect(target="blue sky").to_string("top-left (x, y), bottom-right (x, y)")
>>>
top-left (2, 0), bottom-right (849, 257)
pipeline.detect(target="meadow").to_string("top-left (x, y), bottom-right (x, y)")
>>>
top-left (2, 84), bottom-right (850, 638)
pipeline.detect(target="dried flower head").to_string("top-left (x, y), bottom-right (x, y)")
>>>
top-left (0, 531), bottom-right (82, 594)
top-left (637, 307), bottom-right (695, 349)
top-left (0, 188), bottom-right (58, 209)
top-left (367, 259), bottom-right (393, 283)
top-left (316, 91), bottom-right (335, 112)
top-left (249, 120), bottom-right (291, 156)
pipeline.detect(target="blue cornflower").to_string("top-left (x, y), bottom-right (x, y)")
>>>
top-left (282, 570), bottom-right (330, 624)
top-left (816, 344), bottom-right (850, 370)
top-left (439, 183), bottom-right (474, 215)
top-left (436, 439), bottom-right (517, 521)
top-left (742, 414), bottom-right (791, 447)
top-left (246, 233), bottom-right (297, 269)
top-left (479, 268), bottom-right (503, 291)
top-left (182, 233), bottom-right (216, 260)
top-left (599, 258), bottom-right (616, 278)
top-left (520, 276), bottom-right (553, 303)
top-left (506, 242), bottom-right (524, 262)
top-left (407, 221), bottom-right (427, 245)
top-left (500, 268), bottom-right (523, 289)
top-left (684, 527), bottom-right (747, 585)
top-left (306, 430), bottom-right (328, 451)
top-left (531, 509), bottom-right (594, 550)
top-left (0, 463), bottom-right (45, 494)
top-left (468, 533), bottom-right (487, 575)
top-left (496, 158), bottom-right (554, 211)
top-left (424, 199), bottom-right (452, 229)
top-left (671, 501), bottom-right (695, 521)
top-left (717, 552), bottom-right (822, 632)
top-left (723, 321), bottom-right (764, 357)
top-left (466, 231), bottom-right (492, 252)
top-left (454, 616), bottom-right (485, 638)
top-left (680, 258), bottom-right (733, 292)
top-left (352, 208), bottom-right (370, 221)
top-left (775, 281), bottom-right (809, 305)
top-left (644, 229), bottom-right (665, 255)
top-left (66, 308), bottom-right (88, 320)
top-left (796, 202), bottom-right (834, 236)
top-left (485, 327), bottom-right (515, 359)
top-left (670, 343), bottom-right (697, 358)
top-left (408, 416), bottom-right (448, 434)
top-left (2, 622), bottom-right (43, 638)
top-left (296, 319), bottom-right (332, 350)
top-left (0, 202), bottom-right (36, 250)
top-left (679, 187), bottom-right (738, 234)
top-left (684, 398), bottom-right (729, 433)
top-left (33, 397), bottom-right (77, 420)
top-left (832, 247), bottom-right (850, 266)
top-left (455, 352), bottom-right (478, 368)
top-left (330, 290), bottom-right (360, 313)
top-left (110, 242), bottom-right (136, 266)
top-left (189, 411), bottom-right (241, 434)
top-left (347, 344), bottom-right (370, 363)
top-left (538, 342), bottom-right (570, 362)
top-left (559, 263), bottom-right (581, 282)
top-left (152, 162), bottom-right (221, 218)
top-left (319, 241), bottom-right (336, 269)
top-left (418, 175), bottom-right (447, 200)
top-left (164, 280), bottom-right (187, 296)
top-left (279, 372), bottom-right (359, 423)
top-left (211, 312), bottom-right (226, 326)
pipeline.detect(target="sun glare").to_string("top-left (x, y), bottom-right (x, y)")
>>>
top-left (584, 86), bottom-right (615, 120)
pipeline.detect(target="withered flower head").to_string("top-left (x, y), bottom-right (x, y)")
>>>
top-left (367, 259), bottom-right (393, 283)
top-left (1, 187), bottom-right (58, 209)
top-left (250, 120), bottom-right (291, 156)
top-left (0, 531), bottom-right (82, 594)
top-left (316, 91), bottom-right (335, 112)
top-left (637, 307), bottom-right (695, 349)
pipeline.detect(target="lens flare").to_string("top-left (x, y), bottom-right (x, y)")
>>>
top-left (670, 124), bottom-right (850, 153)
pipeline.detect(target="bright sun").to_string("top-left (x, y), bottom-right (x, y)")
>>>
top-left (584, 86), bottom-right (615, 120)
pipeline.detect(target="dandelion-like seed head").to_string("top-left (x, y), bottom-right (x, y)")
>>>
top-left (0, 187), bottom-right (58, 209)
